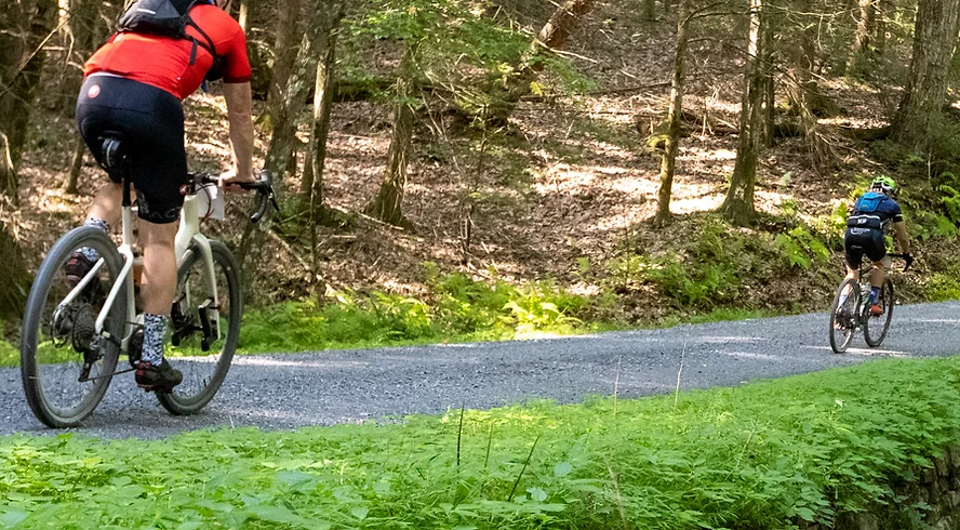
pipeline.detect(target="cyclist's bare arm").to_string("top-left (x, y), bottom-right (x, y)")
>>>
top-left (892, 221), bottom-right (911, 254)
top-left (222, 81), bottom-right (255, 184)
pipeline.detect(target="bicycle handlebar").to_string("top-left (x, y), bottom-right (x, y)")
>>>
top-left (190, 170), bottom-right (280, 223)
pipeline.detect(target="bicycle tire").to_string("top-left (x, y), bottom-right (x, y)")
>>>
top-left (157, 240), bottom-right (241, 415)
top-left (863, 278), bottom-right (894, 347)
top-left (20, 227), bottom-right (125, 427)
top-left (829, 278), bottom-right (860, 354)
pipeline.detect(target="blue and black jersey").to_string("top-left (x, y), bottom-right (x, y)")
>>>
top-left (844, 191), bottom-right (902, 267)
top-left (846, 191), bottom-right (902, 232)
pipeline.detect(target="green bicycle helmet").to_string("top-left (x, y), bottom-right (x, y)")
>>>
top-left (870, 175), bottom-right (897, 193)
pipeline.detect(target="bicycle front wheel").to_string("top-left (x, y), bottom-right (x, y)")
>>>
top-left (829, 278), bottom-right (860, 354)
top-left (863, 278), bottom-right (894, 347)
top-left (20, 227), bottom-right (125, 428)
top-left (157, 240), bottom-right (241, 415)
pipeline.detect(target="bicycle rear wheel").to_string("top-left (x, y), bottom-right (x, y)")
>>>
top-left (157, 240), bottom-right (240, 415)
top-left (829, 278), bottom-right (860, 354)
top-left (20, 227), bottom-right (125, 427)
top-left (863, 278), bottom-right (894, 347)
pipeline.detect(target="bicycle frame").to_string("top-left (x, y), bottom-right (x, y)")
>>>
top-left (57, 188), bottom-right (221, 357)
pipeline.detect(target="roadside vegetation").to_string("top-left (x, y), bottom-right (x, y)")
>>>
top-left (4, 357), bottom-right (960, 528)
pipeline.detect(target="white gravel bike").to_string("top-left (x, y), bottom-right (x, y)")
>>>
top-left (20, 133), bottom-right (277, 427)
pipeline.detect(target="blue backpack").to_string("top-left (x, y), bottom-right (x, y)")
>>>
top-left (846, 191), bottom-right (886, 229)
top-left (855, 191), bottom-right (886, 213)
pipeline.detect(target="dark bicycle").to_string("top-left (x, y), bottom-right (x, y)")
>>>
top-left (828, 251), bottom-right (910, 354)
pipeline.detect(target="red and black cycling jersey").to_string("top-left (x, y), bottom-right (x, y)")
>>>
top-left (83, 3), bottom-right (251, 100)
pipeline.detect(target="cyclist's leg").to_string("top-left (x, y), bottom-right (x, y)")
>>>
top-left (865, 231), bottom-right (888, 312)
top-left (840, 230), bottom-right (863, 305)
top-left (119, 79), bottom-right (188, 391)
top-left (138, 220), bottom-right (178, 364)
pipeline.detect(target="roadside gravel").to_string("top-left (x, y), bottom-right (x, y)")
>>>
top-left (3, 301), bottom-right (959, 439)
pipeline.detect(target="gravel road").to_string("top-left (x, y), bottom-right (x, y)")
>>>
top-left (3, 301), bottom-right (960, 439)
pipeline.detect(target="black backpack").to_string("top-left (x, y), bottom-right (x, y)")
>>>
top-left (118, 0), bottom-right (225, 81)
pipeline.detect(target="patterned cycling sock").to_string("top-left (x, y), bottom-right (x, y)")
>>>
top-left (140, 313), bottom-right (169, 366)
top-left (869, 286), bottom-right (881, 305)
top-left (78, 217), bottom-right (110, 262)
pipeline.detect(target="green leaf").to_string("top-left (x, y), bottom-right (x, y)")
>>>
top-left (0, 510), bottom-right (29, 527)
top-left (351, 506), bottom-right (370, 520)
top-left (554, 461), bottom-right (573, 477)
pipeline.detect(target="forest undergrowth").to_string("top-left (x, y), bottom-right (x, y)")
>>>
top-left (7, 0), bottom-right (960, 357)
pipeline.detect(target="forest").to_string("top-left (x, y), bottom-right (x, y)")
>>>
top-left (3, 0), bottom-right (960, 349)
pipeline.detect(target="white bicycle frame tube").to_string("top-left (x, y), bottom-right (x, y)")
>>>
top-left (92, 190), bottom-right (221, 353)
top-left (175, 193), bottom-right (221, 341)
top-left (95, 205), bottom-right (137, 351)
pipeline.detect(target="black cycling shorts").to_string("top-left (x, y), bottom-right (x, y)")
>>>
top-left (77, 75), bottom-right (187, 224)
top-left (844, 227), bottom-right (886, 269)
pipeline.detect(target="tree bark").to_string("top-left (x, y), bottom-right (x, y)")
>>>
top-left (0, 0), bottom-right (57, 197)
top-left (264, 0), bottom-right (303, 129)
top-left (299, 6), bottom-right (342, 221)
top-left (891, 0), bottom-right (960, 150)
top-left (0, 131), bottom-right (29, 319)
top-left (874, 0), bottom-right (888, 58)
top-left (720, 0), bottom-right (766, 226)
top-left (365, 47), bottom-right (415, 227)
top-left (654, 0), bottom-right (689, 226)
top-left (643, 0), bottom-right (656, 21)
top-left (846, 0), bottom-right (876, 75)
top-left (531, 0), bottom-right (597, 60)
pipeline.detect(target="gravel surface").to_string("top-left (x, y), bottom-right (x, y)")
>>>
top-left (3, 301), bottom-right (960, 439)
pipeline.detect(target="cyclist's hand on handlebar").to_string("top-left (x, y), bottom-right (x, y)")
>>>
top-left (903, 252), bottom-right (914, 271)
top-left (217, 169), bottom-right (256, 192)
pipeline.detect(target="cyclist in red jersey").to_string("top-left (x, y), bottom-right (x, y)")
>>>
top-left (69, 0), bottom-right (254, 391)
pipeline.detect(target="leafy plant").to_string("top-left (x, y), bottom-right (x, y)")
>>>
top-left (776, 226), bottom-right (831, 270)
top-left (5, 359), bottom-right (960, 529)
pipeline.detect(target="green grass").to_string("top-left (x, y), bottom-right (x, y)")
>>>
top-left (4, 358), bottom-right (960, 528)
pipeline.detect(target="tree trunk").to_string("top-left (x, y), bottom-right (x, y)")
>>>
top-left (532, 0), bottom-right (597, 58)
top-left (238, 0), bottom-right (251, 33)
top-left (643, 0), bottom-right (656, 21)
top-left (59, 0), bottom-right (102, 115)
top-left (654, 0), bottom-right (689, 226)
top-left (0, 132), bottom-right (29, 320)
top-left (846, 0), bottom-right (875, 75)
top-left (720, 0), bottom-right (765, 226)
top-left (365, 48), bottom-right (415, 228)
top-left (264, 0), bottom-right (303, 129)
top-left (0, 0), bottom-right (57, 188)
top-left (299, 6), bottom-right (342, 221)
top-left (874, 0), bottom-right (888, 58)
top-left (761, 17), bottom-right (775, 148)
top-left (891, 0), bottom-right (960, 150)
top-left (63, 138), bottom-right (84, 194)
top-left (264, 5), bottom-right (319, 180)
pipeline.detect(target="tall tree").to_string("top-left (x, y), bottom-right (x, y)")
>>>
top-left (61, 0), bottom-right (108, 194)
top-left (0, 0), bottom-right (57, 200)
top-left (720, 0), bottom-right (767, 226)
top-left (365, 46), bottom-right (416, 227)
top-left (299, 2), bottom-right (344, 220)
top-left (890, 0), bottom-right (960, 150)
top-left (264, 0), bottom-right (304, 130)
top-left (655, 0), bottom-right (690, 225)
top-left (0, 133), bottom-right (29, 319)
top-left (846, 0), bottom-right (876, 75)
